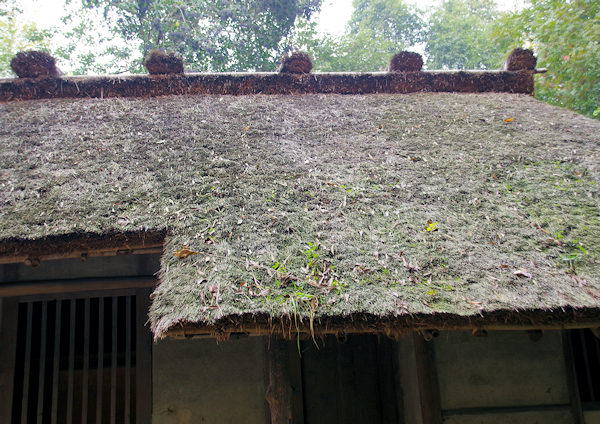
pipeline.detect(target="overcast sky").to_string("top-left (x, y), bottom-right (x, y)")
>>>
top-left (22, 0), bottom-right (526, 36)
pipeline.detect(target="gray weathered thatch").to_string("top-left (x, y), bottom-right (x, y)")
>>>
top-left (1, 74), bottom-right (599, 339)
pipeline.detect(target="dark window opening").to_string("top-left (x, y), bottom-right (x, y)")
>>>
top-left (11, 295), bottom-right (139, 424)
top-left (570, 329), bottom-right (600, 404)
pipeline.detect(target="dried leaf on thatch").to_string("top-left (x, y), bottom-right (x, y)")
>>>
top-left (174, 246), bottom-right (200, 259)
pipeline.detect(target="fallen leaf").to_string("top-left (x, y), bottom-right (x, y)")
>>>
top-left (513, 268), bottom-right (532, 279)
top-left (174, 246), bottom-right (200, 259)
top-left (504, 118), bottom-right (514, 122)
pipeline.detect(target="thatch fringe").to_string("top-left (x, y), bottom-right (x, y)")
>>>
top-left (161, 308), bottom-right (600, 341)
top-left (0, 70), bottom-right (534, 102)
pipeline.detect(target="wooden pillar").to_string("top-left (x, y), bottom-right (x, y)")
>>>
top-left (562, 331), bottom-right (584, 424)
top-left (0, 298), bottom-right (18, 423)
top-left (413, 332), bottom-right (442, 424)
top-left (265, 338), bottom-right (299, 424)
top-left (136, 288), bottom-right (153, 423)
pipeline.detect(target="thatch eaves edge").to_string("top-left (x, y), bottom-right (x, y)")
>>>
top-left (0, 70), bottom-right (534, 102)
top-left (0, 230), bottom-right (166, 264)
top-left (163, 308), bottom-right (600, 340)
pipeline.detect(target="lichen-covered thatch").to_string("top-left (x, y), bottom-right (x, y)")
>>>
top-left (1, 91), bottom-right (600, 338)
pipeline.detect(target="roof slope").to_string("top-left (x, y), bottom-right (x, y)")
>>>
top-left (1, 92), bottom-right (599, 337)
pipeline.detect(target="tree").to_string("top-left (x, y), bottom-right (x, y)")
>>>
top-left (61, 0), bottom-right (322, 73)
top-left (425, 0), bottom-right (506, 69)
top-left (525, 0), bottom-right (600, 117)
top-left (290, 0), bottom-right (423, 72)
top-left (0, 1), bottom-right (54, 77)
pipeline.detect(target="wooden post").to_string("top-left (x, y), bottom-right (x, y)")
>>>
top-left (562, 331), bottom-right (584, 424)
top-left (136, 288), bottom-right (153, 423)
top-left (413, 332), bottom-right (442, 424)
top-left (265, 338), bottom-right (294, 424)
top-left (0, 298), bottom-right (18, 423)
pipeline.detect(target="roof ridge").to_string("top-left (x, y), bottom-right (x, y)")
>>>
top-left (0, 70), bottom-right (535, 102)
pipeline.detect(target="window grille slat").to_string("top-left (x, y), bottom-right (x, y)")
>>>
top-left (125, 295), bottom-right (131, 424)
top-left (579, 330), bottom-right (595, 400)
top-left (110, 296), bottom-right (118, 424)
top-left (21, 302), bottom-right (33, 424)
top-left (36, 301), bottom-right (48, 424)
top-left (66, 300), bottom-right (76, 424)
top-left (50, 301), bottom-right (62, 424)
top-left (96, 297), bottom-right (104, 424)
top-left (81, 298), bottom-right (90, 423)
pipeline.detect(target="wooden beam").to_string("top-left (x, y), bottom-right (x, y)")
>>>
top-left (0, 276), bottom-right (156, 298)
top-left (166, 321), bottom-right (600, 339)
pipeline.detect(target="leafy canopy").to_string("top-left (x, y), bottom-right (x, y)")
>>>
top-left (0, 1), bottom-right (53, 77)
top-left (425, 0), bottom-right (507, 70)
top-left (291, 0), bottom-right (423, 72)
top-left (61, 0), bottom-right (322, 73)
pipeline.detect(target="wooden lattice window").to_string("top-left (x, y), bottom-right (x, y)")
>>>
top-left (0, 282), bottom-right (152, 424)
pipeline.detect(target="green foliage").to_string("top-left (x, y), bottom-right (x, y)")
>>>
top-left (528, 0), bottom-right (600, 117)
top-left (0, 1), bottom-right (54, 77)
top-left (61, 0), bottom-right (322, 73)
top-left (290, 0), bottom-right (423, 71)
top-left (425, 0), bottom-right (506, 69)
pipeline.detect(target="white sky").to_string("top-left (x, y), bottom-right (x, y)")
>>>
top-left (22, 0), bottom-right (526, 36)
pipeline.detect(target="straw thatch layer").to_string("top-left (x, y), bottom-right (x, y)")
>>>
top-left (504, 48), bottom-right (537, 71)
top-left (389, 51), bottom-right (423, 72)
top-left (0, 71), bottom-right (534, 102)
top-left (144, 49), bottom-right (184, 75)
top-left (1, 93), bottom-right (599, 339)
top-left (10, 51), bottom-right (60, 79)
top-left (278, 51), bottom-right (313, 74)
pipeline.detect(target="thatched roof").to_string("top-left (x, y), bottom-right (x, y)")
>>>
top-left (1, 73), bottom-right (599, 339)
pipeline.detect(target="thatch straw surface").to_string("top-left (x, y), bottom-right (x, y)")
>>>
top-left (144, 49), bottom-right (184, 75)
top-left (278, 52), bottom-right (313, 74)
top-left (1, 92), bottom-right (599, 338)
top-left (10, 51), bottom-right (60, 78)
top-left (389, 51), bottom-right (423, 72)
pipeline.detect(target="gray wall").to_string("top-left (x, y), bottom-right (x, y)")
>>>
top-left (153, 336), bottom-right (268, 424)
top-left (433, 331), bottom-right (573, 424)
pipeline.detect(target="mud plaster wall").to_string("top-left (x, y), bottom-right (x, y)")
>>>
top-left (434, 331), bottom-right (572, 423)
top-left (152, 336), bottom-right (268, 424)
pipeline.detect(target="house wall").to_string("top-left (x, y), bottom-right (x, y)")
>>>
top-left (432, 330), bottom-right (574, 424)
top-left (150, 330), bottom-right (593, 424)
top-left (152, 336), bottom-right (269, 424)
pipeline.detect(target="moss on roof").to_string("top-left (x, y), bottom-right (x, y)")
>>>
top-left (1, 92), bottom-right (599, 338)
